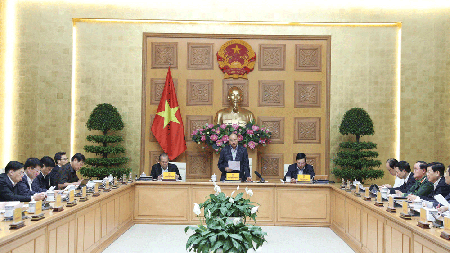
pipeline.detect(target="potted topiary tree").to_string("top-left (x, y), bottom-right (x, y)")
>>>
top-left (332, 108), bottom-right (383, 182)
top-left (80, 103), bottom-right (131, 179)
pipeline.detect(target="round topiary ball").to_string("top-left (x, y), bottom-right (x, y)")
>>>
top-left (86, 103), bottom-right (124, 132)
top-left (339, 108), bottom-right (374, 137)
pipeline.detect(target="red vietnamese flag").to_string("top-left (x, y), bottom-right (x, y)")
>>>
top-left (151, 67), bottom-right (186, 160)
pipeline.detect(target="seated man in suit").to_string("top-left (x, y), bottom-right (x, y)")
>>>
top-left (32, 156), bottom-right (57, 193)
top-left (150, 153), bottom-right (181, 180)
top-left (284, 153), bottom-right (315, 183)
top-left (17, 158), bottom-right (45, 196)
top-left (57, 153), bottom-right (85, 189)
top-left (381, 158), bottom-right (406, 188)
top-left (54, 151), bottom-right (69, 169)
top-left (218, 133), bottom-right (251, 182)
top-left (406, 161), bottom-right (433, 200)
top-left (0, 161), bottom-right (45, 202)
top-left (408, 162), bottom-right (450, 201)
top-left (389, 161), bottom-right (415, 194)
top-left (437, 166), bottom-right (450, 212)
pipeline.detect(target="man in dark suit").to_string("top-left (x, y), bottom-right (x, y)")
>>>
top-left (389, 161), bottom-right (415, 194)
top-left (284, 153), bottom-right (315, 182)
top-left (57, 153), bottom-right (85, 189)
top-left (0, 161), bottom-right (45, 202)
top-left (17, 158), bottom-right (44, 196)
top-left (32, 156), bottom-right (57, 192)
top-left (150, 153), bottom-right (181, 180)
top-left (409, 163), bottom-right (450, 202)
top-left (218, 133), bottom-right (251, 182)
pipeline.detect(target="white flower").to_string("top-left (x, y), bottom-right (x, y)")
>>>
top-left (207, 209), bottom-right (211, 218)
top-left (230, 191), bottom-right (235, 197)
top-left (251, 206), bottom-right (259, 214)
top-left (214, 185), bottom-right (221, 194)
top-left (246, 188), bottom-right (253, 196)
top-left (229, 197), bottom-right (234, 203)
top-left (193, 203), bottom-right (201, 216)
top-left (237, 185), bottom-right (240, 191)
top-left (233, 217), bottom-right (241, 225)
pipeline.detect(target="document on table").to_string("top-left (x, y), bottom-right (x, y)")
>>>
top-left (434, 194), bottom-right (450, 207)
top-left (228, 161), bottom-right (240, 172)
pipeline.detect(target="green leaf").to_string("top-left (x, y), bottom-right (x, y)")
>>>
top-left (229, 234), bottom-right (243, 241)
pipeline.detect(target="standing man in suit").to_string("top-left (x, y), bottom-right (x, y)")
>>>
top-left (32, 156), bottom-right (57, 192)
top-left (218, 133), bottom-right (251, 182)
top-left (150, 153), bottom-right (181, 180)
top-left (17, 158), bottom-right (44, 196)
top-left (284, 153), bottom-right (315, 183)
top-left (0, 161), bottom-right (45, 202)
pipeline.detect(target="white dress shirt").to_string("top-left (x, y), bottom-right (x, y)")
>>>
top-left (393, 176), bottom-right (406, 188)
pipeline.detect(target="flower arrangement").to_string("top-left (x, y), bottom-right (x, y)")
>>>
top-left (191, 120), bottom-right (272, 153)
top-left (186, 184), bottom-right (267, 253)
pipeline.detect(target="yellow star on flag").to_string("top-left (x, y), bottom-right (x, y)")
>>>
top-left (232, 45), bottom-right (241, 53)
top-left (157, 100), bottom-right (180, 128)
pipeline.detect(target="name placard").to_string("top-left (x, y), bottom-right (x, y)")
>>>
top-left (94, 183), bottom-right (99, 193)
top-left (388, 196), bottom-right (394, 207)
top-left (82, 186), bottom-right (86, 198)
top-left (114, 177), bottom-right (117, 186)
top-left (69, 190), bottom-right (75, 203)
top-left (365, 188), bottom-right (370, 198)
top-left (420, 208), bottom-right (427, 222)
top-left (444, 216), bottom-right (450, 230)
top-left (55, 194), bottom-right (62, 208)
top-left (35, 200), bottom-right (42, 215)
top-left (377, 192), bottom-right (382, 203)
top-left (297, 174), bottom-right (311, 182)
top-left (402, 201), bottom-right (409, 214)
top-left (226, 173), bottom-right (240, 181)
top-left (105, 180), bottom-right (110, 189)
top-left (163, 172), bottom-right (176, 180)
top-left (13, 208), bottom-right (22, 223)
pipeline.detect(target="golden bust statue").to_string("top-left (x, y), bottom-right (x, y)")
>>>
top-left (215, 86), bottom-right (255, 126)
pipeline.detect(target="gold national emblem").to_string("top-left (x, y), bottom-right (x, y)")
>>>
top-left (216, 39), bottom-right (256, 79)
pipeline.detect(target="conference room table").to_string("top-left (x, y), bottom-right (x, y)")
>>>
top-left (1, 181), bottom-right (450, 253)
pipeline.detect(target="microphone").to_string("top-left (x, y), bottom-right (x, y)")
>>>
top-left (254, 171), bottom-right (265, 183)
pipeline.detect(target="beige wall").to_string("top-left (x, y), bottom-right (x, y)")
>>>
top-left (2, 1), bottom-right (450, 185)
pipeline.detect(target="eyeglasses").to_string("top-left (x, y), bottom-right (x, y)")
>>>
top-left (61, 158), bottom-right (68, 161)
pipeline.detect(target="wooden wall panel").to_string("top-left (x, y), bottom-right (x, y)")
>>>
top-left (142, 34), bottom-right (331, 180)
top-left (134, 185), bottom-right (190, 222)
top-left (276, 187), bottom-right (330, 224)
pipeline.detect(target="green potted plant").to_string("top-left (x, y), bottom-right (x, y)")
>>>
top-left (80, 103), bottom-right (131, 179)
top-left (332, 108), bottom-right (383, 182)
top-left (185, 184), bottom-right (267, 252)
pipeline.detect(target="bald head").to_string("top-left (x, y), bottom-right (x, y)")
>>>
top-left (229, 133), bottom-right (238, 149)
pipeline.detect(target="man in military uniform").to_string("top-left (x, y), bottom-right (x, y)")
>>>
top-left (407, 161), bottom-right (434, 200)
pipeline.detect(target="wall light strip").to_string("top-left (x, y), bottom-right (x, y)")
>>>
top-left (396, 25), bottom-right (402, 159)
top-left (73, 18), bottom-right (400, 28)
top-left (70, 22), bottom-right (77, 157)
top-left (3, 0), bottom-right (16, 165)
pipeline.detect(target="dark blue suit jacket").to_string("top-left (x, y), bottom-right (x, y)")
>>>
top-left (284, 163), bottom-right (315, 181)
top-left (218, 145), bottom-right (250, 181)
top-left (32, 171), bottom-right (57, 193)
top-left (0, 173), bottom-right (32, 202)
top-left (422, 177), bottom-right (450, 202)
top-left (150, 163), bottom-right (181, 180)
top-left (17, 175), bottom-right (38, 196)
top-left (389, 172), bottom-right (415, 194)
